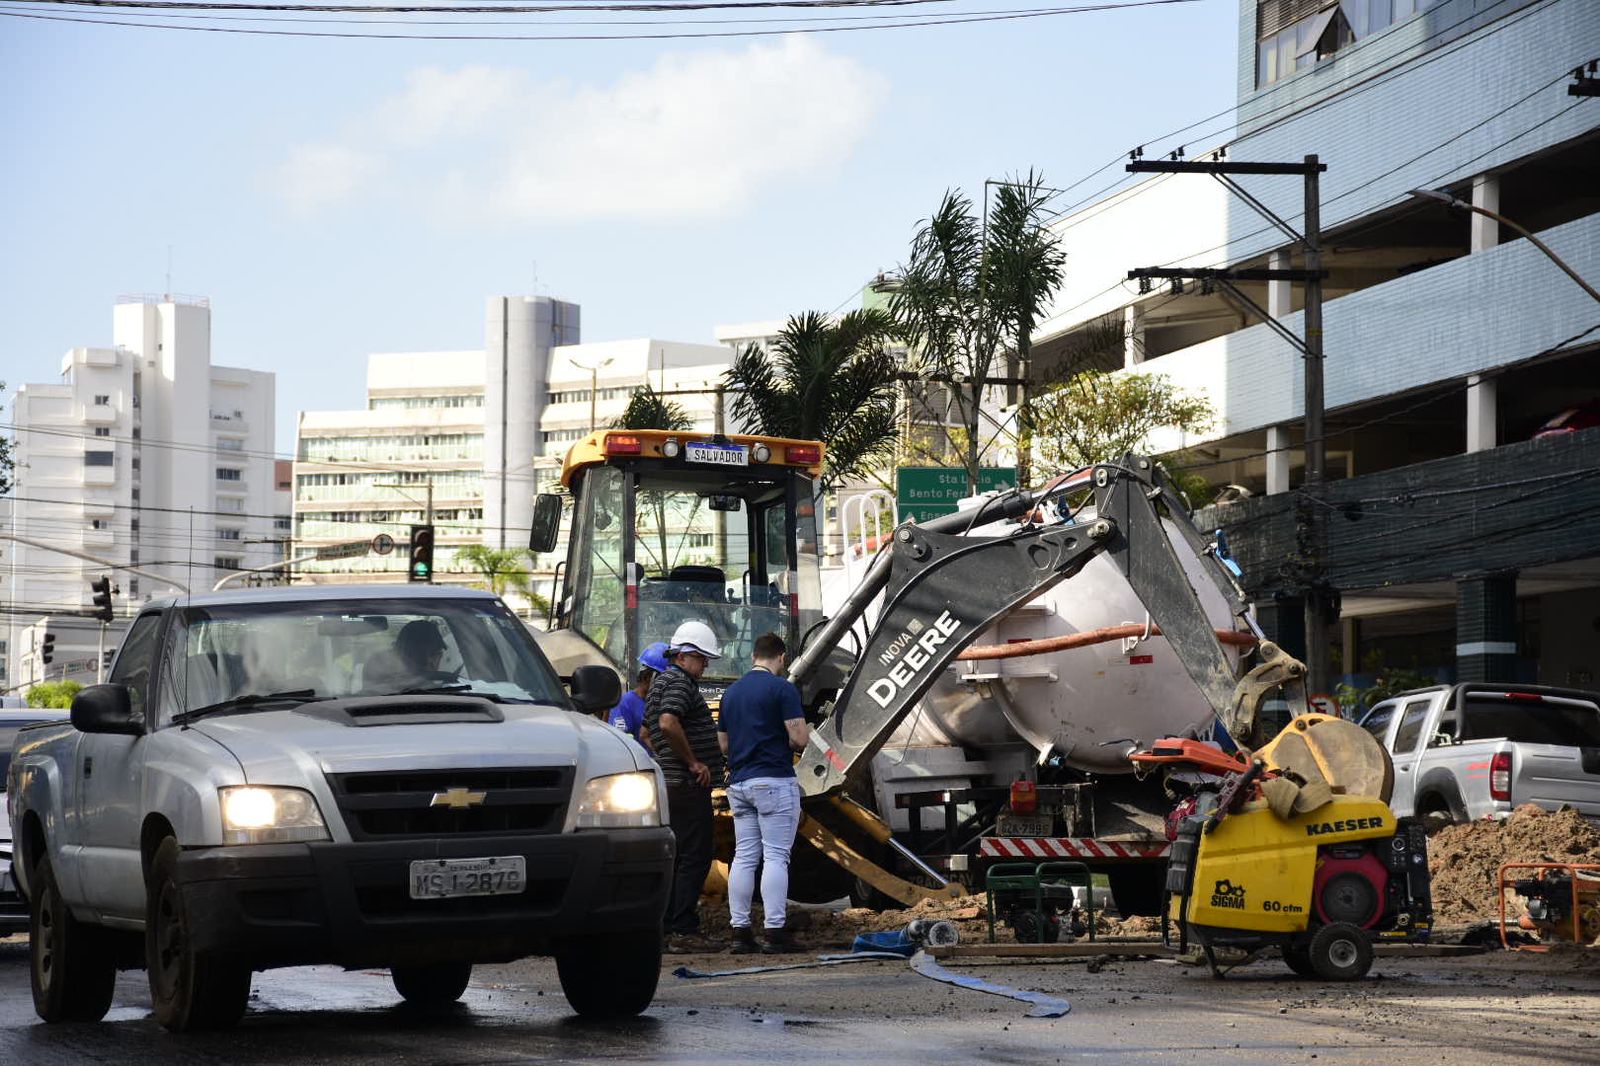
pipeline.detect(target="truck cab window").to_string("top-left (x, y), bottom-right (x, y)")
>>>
top-left (1390, 699), bottom-right (1434, 754)
top-left (1360, 703), bottom-right (1396, 744)
top-left (109, 613), bottom-right (164, 723)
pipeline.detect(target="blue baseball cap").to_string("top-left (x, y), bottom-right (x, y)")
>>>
top-left (639, 641), bottom-right (671, 673)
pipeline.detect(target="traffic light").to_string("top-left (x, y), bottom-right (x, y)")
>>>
top-left (90, 574), bottom-right (114, 622)
top-left (40, 631), bottom-right (55, 665)
top-left (408, 525), bottom-right (435, 584)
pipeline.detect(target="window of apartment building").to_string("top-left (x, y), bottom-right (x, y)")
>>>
top-left (214, 556), bottom-right (242, 571)
top-left (132, 427), bottom-right (140, 439)
top-left (93, 394), bottom-right (111, 406)
top-left (542, 428), bottom-right (587, 444)
top-left (90, 519), bottom-right (107, 530)
top-left (275, 517), bottom-right (292, 531)
top-left (216, 437), bottom-right (243, 451)
top-left (131, 487), bottom-right (140, 500)
top-left (129, 579), bottom-right (139, 596)
top-left (1255, 0), bottom-right (1437, 89)
top-left (84, 451), bottom-right (114, 466)
top-left (218, 527), bottom-right (241, 541)
top-left (130, 518), bottom-right (140, 532)
top-left (93, 426), bottom-right (111, 437)
top-left (216, 467), bottom-right (242, 481)
top-left (131, 457), bottom-right (140, 471)
top-left (217, 497), bottom-right (244, 513)
top-left (130, 548), bottom-right (140, 564)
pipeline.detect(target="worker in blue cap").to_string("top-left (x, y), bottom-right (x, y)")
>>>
top-left (610, 641), bottom-right (669, 747)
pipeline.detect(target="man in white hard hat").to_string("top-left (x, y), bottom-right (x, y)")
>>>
top-left (645, 619), bottom-right (727, 952)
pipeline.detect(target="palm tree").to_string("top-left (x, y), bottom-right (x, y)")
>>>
top-left (454, 544), bottom-right (534, 603)
top-left (613, 384), bottom-right (693, 432)
top-left (723, 308), bottom-right (901, 489)
top-left (889, 173), bottom-right (1065, 491)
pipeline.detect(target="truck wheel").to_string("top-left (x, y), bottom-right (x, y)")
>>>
top-left (391, 963), bottom-right (472, 1008)
top-left (29, 853), bottom-right (117, 1023)
top-left (1281, 943), bottom-right (1316, 977)
top-left (145, 837), bottom-right (252, 1031)
top-left (555, 933), bottom-right (660, 1017)
top-left (1307, 922), bottom-right (1373, 981)
top-left (1108, 866), bottom-right (1166, 918)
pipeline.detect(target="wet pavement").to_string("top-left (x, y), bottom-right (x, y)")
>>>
top-left (4, 933), bottom-right (1599, 1064)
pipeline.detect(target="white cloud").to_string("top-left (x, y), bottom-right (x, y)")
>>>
top-left (273, 144), bottom-right (378, 215)
top-left (271, 39), bottom-right (884, 224)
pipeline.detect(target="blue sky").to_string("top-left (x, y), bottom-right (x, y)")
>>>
top-left (0, 0), bottom-right (1240, 451)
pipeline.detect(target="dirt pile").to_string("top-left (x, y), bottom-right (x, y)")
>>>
top-left (1427, 804), bottom-right (1600, 925)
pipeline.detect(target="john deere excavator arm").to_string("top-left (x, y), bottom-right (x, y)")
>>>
top-left (792, 457), bottom-right (1303, 802)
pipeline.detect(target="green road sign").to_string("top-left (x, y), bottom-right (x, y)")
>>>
top-left (895, 467), bottom-right (1016, 523)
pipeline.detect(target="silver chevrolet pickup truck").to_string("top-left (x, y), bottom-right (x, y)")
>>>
top-left (1358, 683), bottom-right (1600, 826)
top-left (5, 586), bottom-right (672, 1031)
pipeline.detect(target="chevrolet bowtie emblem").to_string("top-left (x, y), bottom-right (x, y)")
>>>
top-left (430, 787), bottom-right (487, 810)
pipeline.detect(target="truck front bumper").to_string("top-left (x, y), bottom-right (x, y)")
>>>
top-left (175, 827), bottom-right (674, 969)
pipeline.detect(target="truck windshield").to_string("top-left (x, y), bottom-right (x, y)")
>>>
top-left (153, 597), bottom-right (568, 725)
top-left (1460, 695), bottom-right (1600, 747)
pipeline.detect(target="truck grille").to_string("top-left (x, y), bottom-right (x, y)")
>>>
top-left (327, 767), bottom-right (574, 840)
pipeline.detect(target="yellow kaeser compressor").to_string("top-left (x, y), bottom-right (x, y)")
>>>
top-left (1140, 717), bottom-right (1434, 980)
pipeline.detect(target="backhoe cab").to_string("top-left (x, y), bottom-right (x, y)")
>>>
top-left (534, 429), bottom-right (828, 695)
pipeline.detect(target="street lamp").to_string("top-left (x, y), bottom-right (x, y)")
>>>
top-left (1408, 188), bottom-right (1600, 304)
top-left (569, 356), bottom-right (615, 433)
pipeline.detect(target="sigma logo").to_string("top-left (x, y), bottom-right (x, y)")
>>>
top-left (867, 610), bottom-right (962, 708)
top-left (1209, 879), bottom-right (1247, 910)
top-left (1305, 816), bottom-right (1385, 836)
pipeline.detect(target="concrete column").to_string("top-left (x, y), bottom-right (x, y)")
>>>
top-left (1470, 174), bottom-right (1499, 252)
top-left (1267, 250), bottom-right (1292, 319)
top-left (1123, 303), bottom-right (1146, 369)
top-left (1456, 571), bottom-right (1518, 682)
top-left (1257, 595), bottom-right (1307, 664)
top-left (1466, 373), bottom-right (1497, 452)
top-left (1266, 425), bottom-right (1291, 495)
top-left (1340, 615), bottom-right (1359, 683)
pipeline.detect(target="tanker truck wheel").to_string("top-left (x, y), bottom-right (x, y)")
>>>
top-left (1108, 866), bottom-right (1166, 919)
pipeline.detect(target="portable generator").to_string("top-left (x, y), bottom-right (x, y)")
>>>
top-left (1163, 776), bottom-right (1433, 979)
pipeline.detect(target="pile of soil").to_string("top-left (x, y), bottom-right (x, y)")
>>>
top-left (1427, 804), bottom-right (1600, 926)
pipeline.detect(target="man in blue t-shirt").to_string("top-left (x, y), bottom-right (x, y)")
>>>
top-left (717, 631), bottom-right (810, 954)
top-left (610, 642), bottom-right (669, 746)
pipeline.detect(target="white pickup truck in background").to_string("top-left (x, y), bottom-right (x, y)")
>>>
top-left (1358, 683), bottom-right (1600, 826)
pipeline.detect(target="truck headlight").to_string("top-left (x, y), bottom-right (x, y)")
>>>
top-left (219, 786), bottom-right (329, 844)
top-left (575, 772), bottom-right (658, 828)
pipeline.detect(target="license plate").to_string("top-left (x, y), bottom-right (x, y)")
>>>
top-left (686, 442), bottom-right (748, 467)
top-left (408, 856), bottom-right (526, 900)
top-left (994, 813), bottom-right (1054, 837)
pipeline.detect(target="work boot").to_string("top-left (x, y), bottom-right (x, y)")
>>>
top-left (760, 927), bottom-right (799, 955)
top-left (664, 933), bottom-right (707, 955)
top-left (729, 926), bottom-right (761, 954)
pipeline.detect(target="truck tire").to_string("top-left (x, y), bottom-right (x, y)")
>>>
top-left (391, 962), bottom-right (473, 1008)
top-left (145, 837), bottom-right (252, 1031)
top-left (1307, 921), bottom-right (1373, 981)
top-left (29, 853), bottom-right (117, 1023)
top-left (1108, 866), bottom-right (1166, 918)
top-left (555, 932), bottom-right (660, 1017)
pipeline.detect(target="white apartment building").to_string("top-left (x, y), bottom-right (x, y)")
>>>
top-left (1029, 0), bottom-right (1600, 687)
top-left (4, 295), bottom-right (277, 692)
top-left (293, 295), bottom-right (731, 582)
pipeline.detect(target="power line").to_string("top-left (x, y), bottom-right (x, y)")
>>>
top-left (0, 0), bottom-right (1197, 39)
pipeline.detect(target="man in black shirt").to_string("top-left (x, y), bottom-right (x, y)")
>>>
top-left (646, 619), bottom-right (726, 951)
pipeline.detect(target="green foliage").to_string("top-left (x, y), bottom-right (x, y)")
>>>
top-left (614, 384), bottom-right (693, 432)
top-left (1334, 651), bottom-right (1439, 717)
top-left (27, 680), bottom-right (82, 709)
top-left (888, 173), bottom-right (1066, 489)
top-left (724, 308), bottom-right (901, 489)
top-left (453, 545), bottom-right (533, 602)
top-left (1030, 371), bottom-right (1214, 473)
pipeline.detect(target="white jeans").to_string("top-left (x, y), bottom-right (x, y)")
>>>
top-left (726, 776), bottom-right (802, 930)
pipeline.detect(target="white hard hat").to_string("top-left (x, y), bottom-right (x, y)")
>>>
top-left (669, 620), bottom-right (722, 660)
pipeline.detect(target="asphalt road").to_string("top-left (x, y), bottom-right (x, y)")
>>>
top-left (4, 933), bottom-right (1599, 1064)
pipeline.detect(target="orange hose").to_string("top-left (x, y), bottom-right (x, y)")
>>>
top-left (955, 623), bottom-right (1258, 661)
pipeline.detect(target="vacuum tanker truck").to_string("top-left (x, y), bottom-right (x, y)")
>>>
top-left (531, 431), bottom-right (1305, 915)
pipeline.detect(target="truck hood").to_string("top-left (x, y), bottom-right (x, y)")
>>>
top-left (191, 699), bottom-right (640, 783)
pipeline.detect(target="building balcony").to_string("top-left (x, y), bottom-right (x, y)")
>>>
top-left (81, 405), bottom-right (117, 425)
top-left (83, 465), bottom-right (116, 487)
top-left (82, 526), bottom-right (115, 548)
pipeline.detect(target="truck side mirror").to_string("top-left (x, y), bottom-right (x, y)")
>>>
top-left (529, 494), bottom-right (563, 554)
top-left (70, 684), bottom-right (143, 736)
top-left (569, 665), bottom-right (622, 715)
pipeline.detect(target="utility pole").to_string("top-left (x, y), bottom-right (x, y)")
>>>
top-left (1127, 152), bottom-right (1332, 696)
